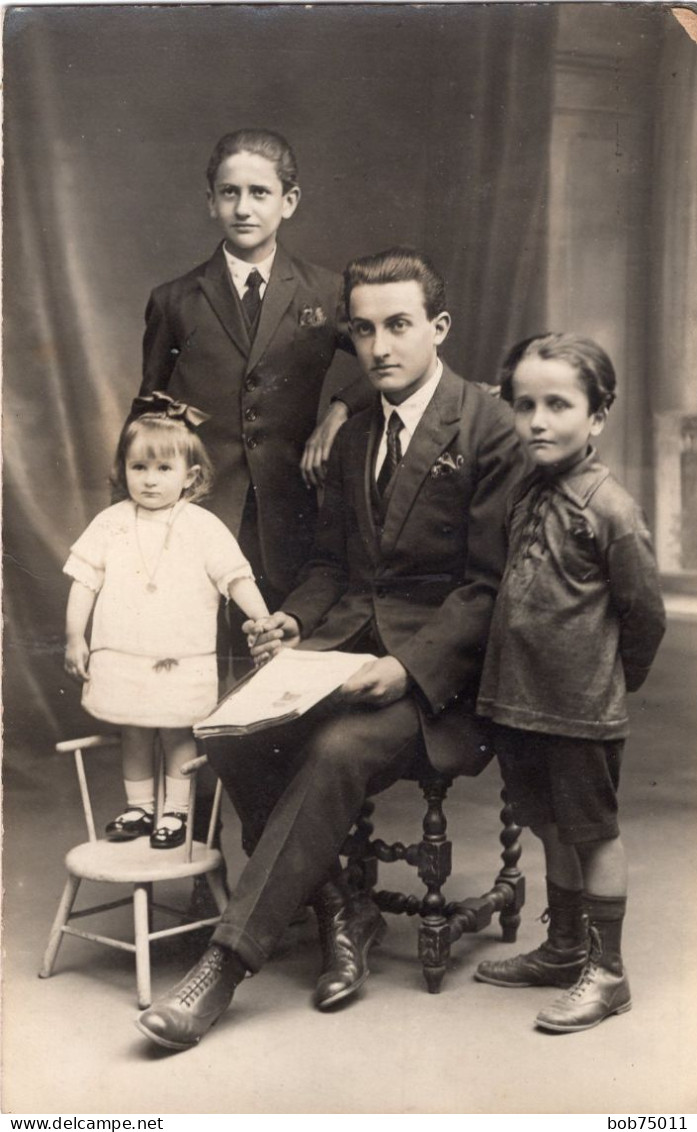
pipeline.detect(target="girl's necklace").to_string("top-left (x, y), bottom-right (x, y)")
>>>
top-left (134, 502), bottom-right (181, 593)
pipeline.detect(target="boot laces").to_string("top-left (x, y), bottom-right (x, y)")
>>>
top-left (321, 908), bottom-right (354, 963)
top-left (565, 927), bottom-right (603, 1000)
top-left (176, 948), bottom-right (225, 1007)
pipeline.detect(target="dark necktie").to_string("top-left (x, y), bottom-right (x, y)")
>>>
top-left (377, 411), bottom-right (404, 495)
top-left (242, 269), bottom-right (263, 327)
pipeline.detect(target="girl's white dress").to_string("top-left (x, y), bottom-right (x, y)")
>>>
top-left (63, 499), bottom-right (253, 727)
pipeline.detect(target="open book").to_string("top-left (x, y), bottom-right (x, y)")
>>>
top-left (193, 648), bottom-right (377, 737)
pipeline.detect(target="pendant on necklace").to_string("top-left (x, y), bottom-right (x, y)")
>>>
top-left (146, 582), bottom-right (158, 593)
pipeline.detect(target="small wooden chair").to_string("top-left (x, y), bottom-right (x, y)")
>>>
top-left (341, 757), bottom-right (525, 994)
top-left (39, 735), bottom-right (227, 1007)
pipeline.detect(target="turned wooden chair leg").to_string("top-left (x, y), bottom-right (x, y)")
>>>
top-left (497, 787), bottom-right (524, 943)
top-left (417, 775), bottom-right (453, 994)
top-left (133, 883), bottom-right (152, 1009)
top-left (39, 874), bottom-right (82, 978)
top-left (342, 799), bottom-right (378, 892)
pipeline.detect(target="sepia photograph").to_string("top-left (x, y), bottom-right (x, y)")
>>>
top-left (2, 0), bottom-right (696, 1118)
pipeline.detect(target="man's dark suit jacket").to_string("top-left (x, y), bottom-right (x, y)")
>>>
top-left (141, 242), bottom-right (366, 595)
top-left (283, 365), bottom-right (525, 777)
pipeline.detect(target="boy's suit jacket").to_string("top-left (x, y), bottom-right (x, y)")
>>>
top-left (141, 242), bottom-right (366, 595)
top-left (284, 365), bottom-right (525, 776)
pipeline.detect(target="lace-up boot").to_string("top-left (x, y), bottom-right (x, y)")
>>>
top-left (535, 895), bottom-right (630, 1032)
top-left (475, 880), bottom-right (588, 988)
top-left (135, 944), bottom-right (247, 1049)
top-left (312, 881), bottom-right (386, 1010)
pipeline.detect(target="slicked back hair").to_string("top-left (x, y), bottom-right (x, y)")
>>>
top-left (206, 129), bottom-right (299, 192)
top-left (344, 247), bottom-right (447, 320)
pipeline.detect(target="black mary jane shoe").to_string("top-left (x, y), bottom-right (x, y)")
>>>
top-left (105, 807), bottom-right (155, 842)
top-left (150, 812), bottom-right (187, 850)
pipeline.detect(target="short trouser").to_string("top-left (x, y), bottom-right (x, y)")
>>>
top-left (493, 724), bottom-right (624, 845)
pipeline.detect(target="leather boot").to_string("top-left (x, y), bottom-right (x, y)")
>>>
top-left (312, 882), bottom-right (387, 1010)
top-left (135, 944), bottom-right (247, 1050)
top-left (536, 895), bottom-right (630, 1032)
top-left (475, 879), bottom-right (588, 988)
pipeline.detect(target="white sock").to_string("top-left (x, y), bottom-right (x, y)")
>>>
top-left (124, 778), bottom-right (155, 814)
top-left (164, 775), bottom-right (191, 816)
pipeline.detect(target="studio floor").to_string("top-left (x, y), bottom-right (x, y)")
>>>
top-left (2, 618), bottom-right (696, 1116)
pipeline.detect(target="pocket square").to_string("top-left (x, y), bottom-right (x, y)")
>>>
top-left (298, 306), bottom-right (327, 328)
top-left (430, 452), bottom-right (465, 478)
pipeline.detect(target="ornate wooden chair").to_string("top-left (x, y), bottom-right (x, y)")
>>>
top-left (341, 753), bottom-right (525, 994)
top-left (39, 736), bottom-right (227, 1007)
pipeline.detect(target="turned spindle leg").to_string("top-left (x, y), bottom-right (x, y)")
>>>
top-left (497, 787), bottom-right (524, 942)
top-left (417, 775), bottom-right (453, 993)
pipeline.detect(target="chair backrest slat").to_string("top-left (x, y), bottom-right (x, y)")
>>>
top-left (74, 749), bottom-right (98, 842)
top-left (57, 734), bottom-right (221, 859)
top-left (206, 779), bottom-right (224, 851)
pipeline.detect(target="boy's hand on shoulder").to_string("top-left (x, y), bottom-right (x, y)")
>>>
top-left (64, 637), bottom-right (90, 683)
top-left (339, 656), bottom-right (409, 707)
top-left (243, 611), bottom-right (301, 664)
top-left (300, 402), bottom-right (349, 487)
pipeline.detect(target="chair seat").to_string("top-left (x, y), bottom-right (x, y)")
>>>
top-left (65, 838), bottom-right (224, 883)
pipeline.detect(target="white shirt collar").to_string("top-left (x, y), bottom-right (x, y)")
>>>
top-left (223, 244), bottom-right (276, 289)
top-left (380, 359), bottom-right (443, 436)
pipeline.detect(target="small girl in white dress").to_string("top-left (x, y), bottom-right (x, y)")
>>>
top-left (63, 393), bottom-right (270, 849)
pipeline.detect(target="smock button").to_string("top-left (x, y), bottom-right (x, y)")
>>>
top-left (246, 435), bottom-right (258, 449)
top-left (245, 407), bottom-right (258, 422)
top-left (244, 377), bottom-right (257, 391)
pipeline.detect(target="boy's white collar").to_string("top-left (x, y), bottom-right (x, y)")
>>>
top-left (223, 244), bottom-right (276, 285)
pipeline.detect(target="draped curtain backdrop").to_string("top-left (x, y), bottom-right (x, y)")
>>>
top-left (2, 5), bottom-right (557, 745)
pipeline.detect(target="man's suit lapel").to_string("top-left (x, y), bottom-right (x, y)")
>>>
top-left (247, 245), bottom-right (299, 375)
top-left (198, 245), bottom-right (251, 358)
top-left (356, 407), bottom-right (382, 560)
top-left (380, 366), bottom-right (465, 554)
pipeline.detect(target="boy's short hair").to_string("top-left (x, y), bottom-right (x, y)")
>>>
top-left (500, 332), bottom-right (617, 413)
top-left (343, 247), bottom-right (447, 320)
top-left (206, 129), bottom-right (299, 192)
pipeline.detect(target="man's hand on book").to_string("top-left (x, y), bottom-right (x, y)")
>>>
top-left (243, 611), bottom-right (301, 664)
top-left (339, 656), bottom-right (409, 707)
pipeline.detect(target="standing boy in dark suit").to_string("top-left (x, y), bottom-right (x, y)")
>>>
top-left (140, 128), bottom-right (367, 611)
top-left (136, 247), bottom-right (524, 1052)
top-left (141, 130), bottom-right (368, 891)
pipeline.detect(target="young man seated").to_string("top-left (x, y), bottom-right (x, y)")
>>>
top-left (136, 246), bottom-right (524, 1051)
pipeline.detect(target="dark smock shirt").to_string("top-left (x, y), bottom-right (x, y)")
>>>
top-left (476, 447), bottom-right (666, 740)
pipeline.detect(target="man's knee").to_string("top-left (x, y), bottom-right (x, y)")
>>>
top-left (303, 703), bottom-right (418, 785)
top-left (304, 716), bottom-right (357, 771)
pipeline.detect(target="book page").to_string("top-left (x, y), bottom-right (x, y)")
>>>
top-left (194, 649), bottom-right (377, 734)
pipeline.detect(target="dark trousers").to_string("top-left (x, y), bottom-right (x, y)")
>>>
top-left (196, 488), bottom-right (288, 845)
top-left (206, 695), bottom-right (422, 972)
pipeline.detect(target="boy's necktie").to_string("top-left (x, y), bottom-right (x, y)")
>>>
top-left (242, 269), bottom-right (264, 327)
top-left (377, 411), bottom-right (404, 495)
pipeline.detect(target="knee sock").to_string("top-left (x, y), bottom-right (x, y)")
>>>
top-left (545, 877), bottom-right (586, 950)
top-left (124, 778), bottom-right (155, 814)
top-left (583, 892), bottom-right (627, 974)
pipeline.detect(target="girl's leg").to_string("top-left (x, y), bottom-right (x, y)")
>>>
top-left (105, 726), bottom-right (157, 840)
top-left (150, 728), bottom-right (196, 849)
